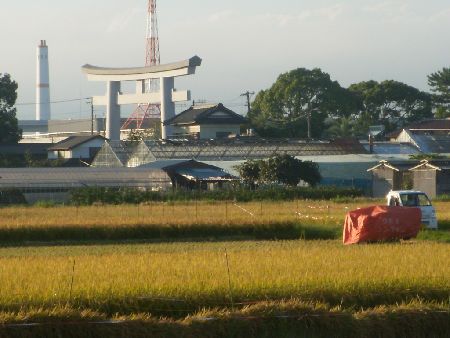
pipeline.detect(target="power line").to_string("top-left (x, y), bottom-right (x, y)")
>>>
top-left (15, 97), bottom-right (91, 106)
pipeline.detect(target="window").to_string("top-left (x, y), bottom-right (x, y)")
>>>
top-left (400, 193), bottom-right (431, 207)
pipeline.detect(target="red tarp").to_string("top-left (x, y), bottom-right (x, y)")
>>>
top-left (343, 206), bottom-right (421, 245)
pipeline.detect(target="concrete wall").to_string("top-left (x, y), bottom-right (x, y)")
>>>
top-left (48, 119), bottom-right (105, 134)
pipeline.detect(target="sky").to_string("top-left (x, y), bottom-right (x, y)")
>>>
top-left (1, 0), bottom-right (449, 120)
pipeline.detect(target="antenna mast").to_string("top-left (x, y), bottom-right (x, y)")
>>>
top-left (122, 0), bottom-right (161, 131)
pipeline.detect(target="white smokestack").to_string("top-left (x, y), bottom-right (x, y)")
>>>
top-left (36, 40), bottom-right (51, 121)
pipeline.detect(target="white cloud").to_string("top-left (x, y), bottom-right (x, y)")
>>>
top-left (428, 7), bottom-right (450, 23)
top-left (106, 7), bottom-right (141, 33)
top-left (253, 3), bottom-right (346, 27)
top-left (207, 10), bottom-right (234, 23)
top-left (362, 1), bottom-right (421, 23)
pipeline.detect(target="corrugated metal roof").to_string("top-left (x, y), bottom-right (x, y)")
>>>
top-left (411, 134), bottom-right (450, 154)
top-left (175, 168), bottom-right (237, 182)
top-left (361, 142), bottom-right (421, 155)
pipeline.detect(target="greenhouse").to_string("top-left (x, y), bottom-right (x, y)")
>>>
top-left (0, 167), bottom-right (172, 203)
top-left (92, 138), bottom-right (366, 168)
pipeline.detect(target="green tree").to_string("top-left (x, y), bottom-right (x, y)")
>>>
top-left (349, 80), bottom-right (432, 133)
top-left (428, 67), bottom-right (450, 117)
top-left (239, 155), bottom-right (321, 187)
top-left (324, 116), bottom-right (355, 138)
top-left (249, 68), bottom-right (358, 138)
top-left (0, 74), bottom-right (21, 144)
top-left (235, 160), bottom-right (262, 188)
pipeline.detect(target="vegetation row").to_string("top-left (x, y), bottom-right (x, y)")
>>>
top-left (0, 301), bottom-right (448, 338)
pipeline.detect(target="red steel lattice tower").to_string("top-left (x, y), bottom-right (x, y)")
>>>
top-left (122, 0), bottom-right (161, 130)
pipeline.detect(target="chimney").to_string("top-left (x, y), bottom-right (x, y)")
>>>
top-left (36, 40), bottom-right (51, 121)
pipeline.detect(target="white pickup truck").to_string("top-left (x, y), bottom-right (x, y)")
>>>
top-left (386, 190), bottom-right (438, 229)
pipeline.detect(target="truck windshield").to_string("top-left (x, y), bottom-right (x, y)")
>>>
top-left (400, 193), bottom-right (432, 207)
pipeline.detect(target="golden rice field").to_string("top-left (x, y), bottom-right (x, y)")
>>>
top-left (0, 240), bottom-right (448, 317)
top-left (2, 199), bottom-right (450, 228)
top-left (0, 199), bottom-right (449, 243)
top-left (0, 200), bottom-right (376, 228)
top-left (0, 200), bottom-right (448, 335)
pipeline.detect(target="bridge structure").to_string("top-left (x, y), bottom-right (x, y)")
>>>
top-left (82, 56), bottom-right (202, 141)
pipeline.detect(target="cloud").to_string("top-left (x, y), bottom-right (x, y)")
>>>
top-left (106, 7), bottom-right (141, 33)
top-left (428, 7), bottom-right (450, 23)
top-left (207, 10), bottom-right (234, 23)
top-left (254, 3), bottom-right (346, 27)
top-left (362, 1), bottom-right (421, 23)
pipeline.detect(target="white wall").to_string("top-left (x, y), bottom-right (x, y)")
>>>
top-left (199, 124), bottom-right (240, 139)
top-left (47, 139), bottom-right (105, 159)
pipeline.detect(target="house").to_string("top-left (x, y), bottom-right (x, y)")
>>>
top-left (47, 135), bottom-right (106, 160)
top-left (164, 103), bottom-right (247, 140)
top-left (387, 119), bottom-right (450, 154)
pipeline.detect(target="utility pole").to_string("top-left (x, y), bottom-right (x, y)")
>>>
top-left (307, 109), bottom-right (311, 140)
top-left (306, 95), bottom-right (317, 141)
top-left (87, 98), bottom-right (94, 135)
top-left (241, 91), bottom-right (255, 115)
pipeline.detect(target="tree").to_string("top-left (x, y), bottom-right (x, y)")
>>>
top-left (235, 160), bottom-right (262, 188)
top-left (428, 67), bottom-right (450, 117)
top-left (324, 116), bottom-right (355, 138)
top-left (0, 74), bottom-right (21, 144)
top-left (238, 155), bottom-right (321, 187)
top-left (249, 68), bottom-right (358, 138)
top-left (349, 80), bottom-right (432, 133)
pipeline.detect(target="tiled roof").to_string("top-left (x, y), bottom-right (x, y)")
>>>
top-left (164, 103), bottom-right (247, 126)
top-left (47, 135), bottom-right (105, 151)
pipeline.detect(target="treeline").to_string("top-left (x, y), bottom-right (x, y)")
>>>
top-left (0, 186), bottom-right (363, 206)
top-left (70, 186), bottom-right (363, 206)
top-left (249, 67), bottom-right (450, 138)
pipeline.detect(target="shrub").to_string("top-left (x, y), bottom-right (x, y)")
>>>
top-left (0, 189), bottom-right (26, 206)
top-left (69, 186), bottom-right (363, 206)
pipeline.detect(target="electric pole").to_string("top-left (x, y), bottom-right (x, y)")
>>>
top-left (86, 98), bottom-right (94, 135)
top-left (241, 91), bottom-right (255, 115)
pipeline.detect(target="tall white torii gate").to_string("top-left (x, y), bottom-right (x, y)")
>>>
top-left (82, 56), bottom-right (202, 140)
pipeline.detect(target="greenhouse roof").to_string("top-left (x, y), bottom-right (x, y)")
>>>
top-left (0, 167), bottom-right (171, 189)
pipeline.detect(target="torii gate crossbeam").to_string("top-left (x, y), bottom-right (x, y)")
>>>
top-left (82, 56), bottom-right (202, 140)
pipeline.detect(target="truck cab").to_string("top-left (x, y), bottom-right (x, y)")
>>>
top-left (386, 190), bottom-right (438, 229)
